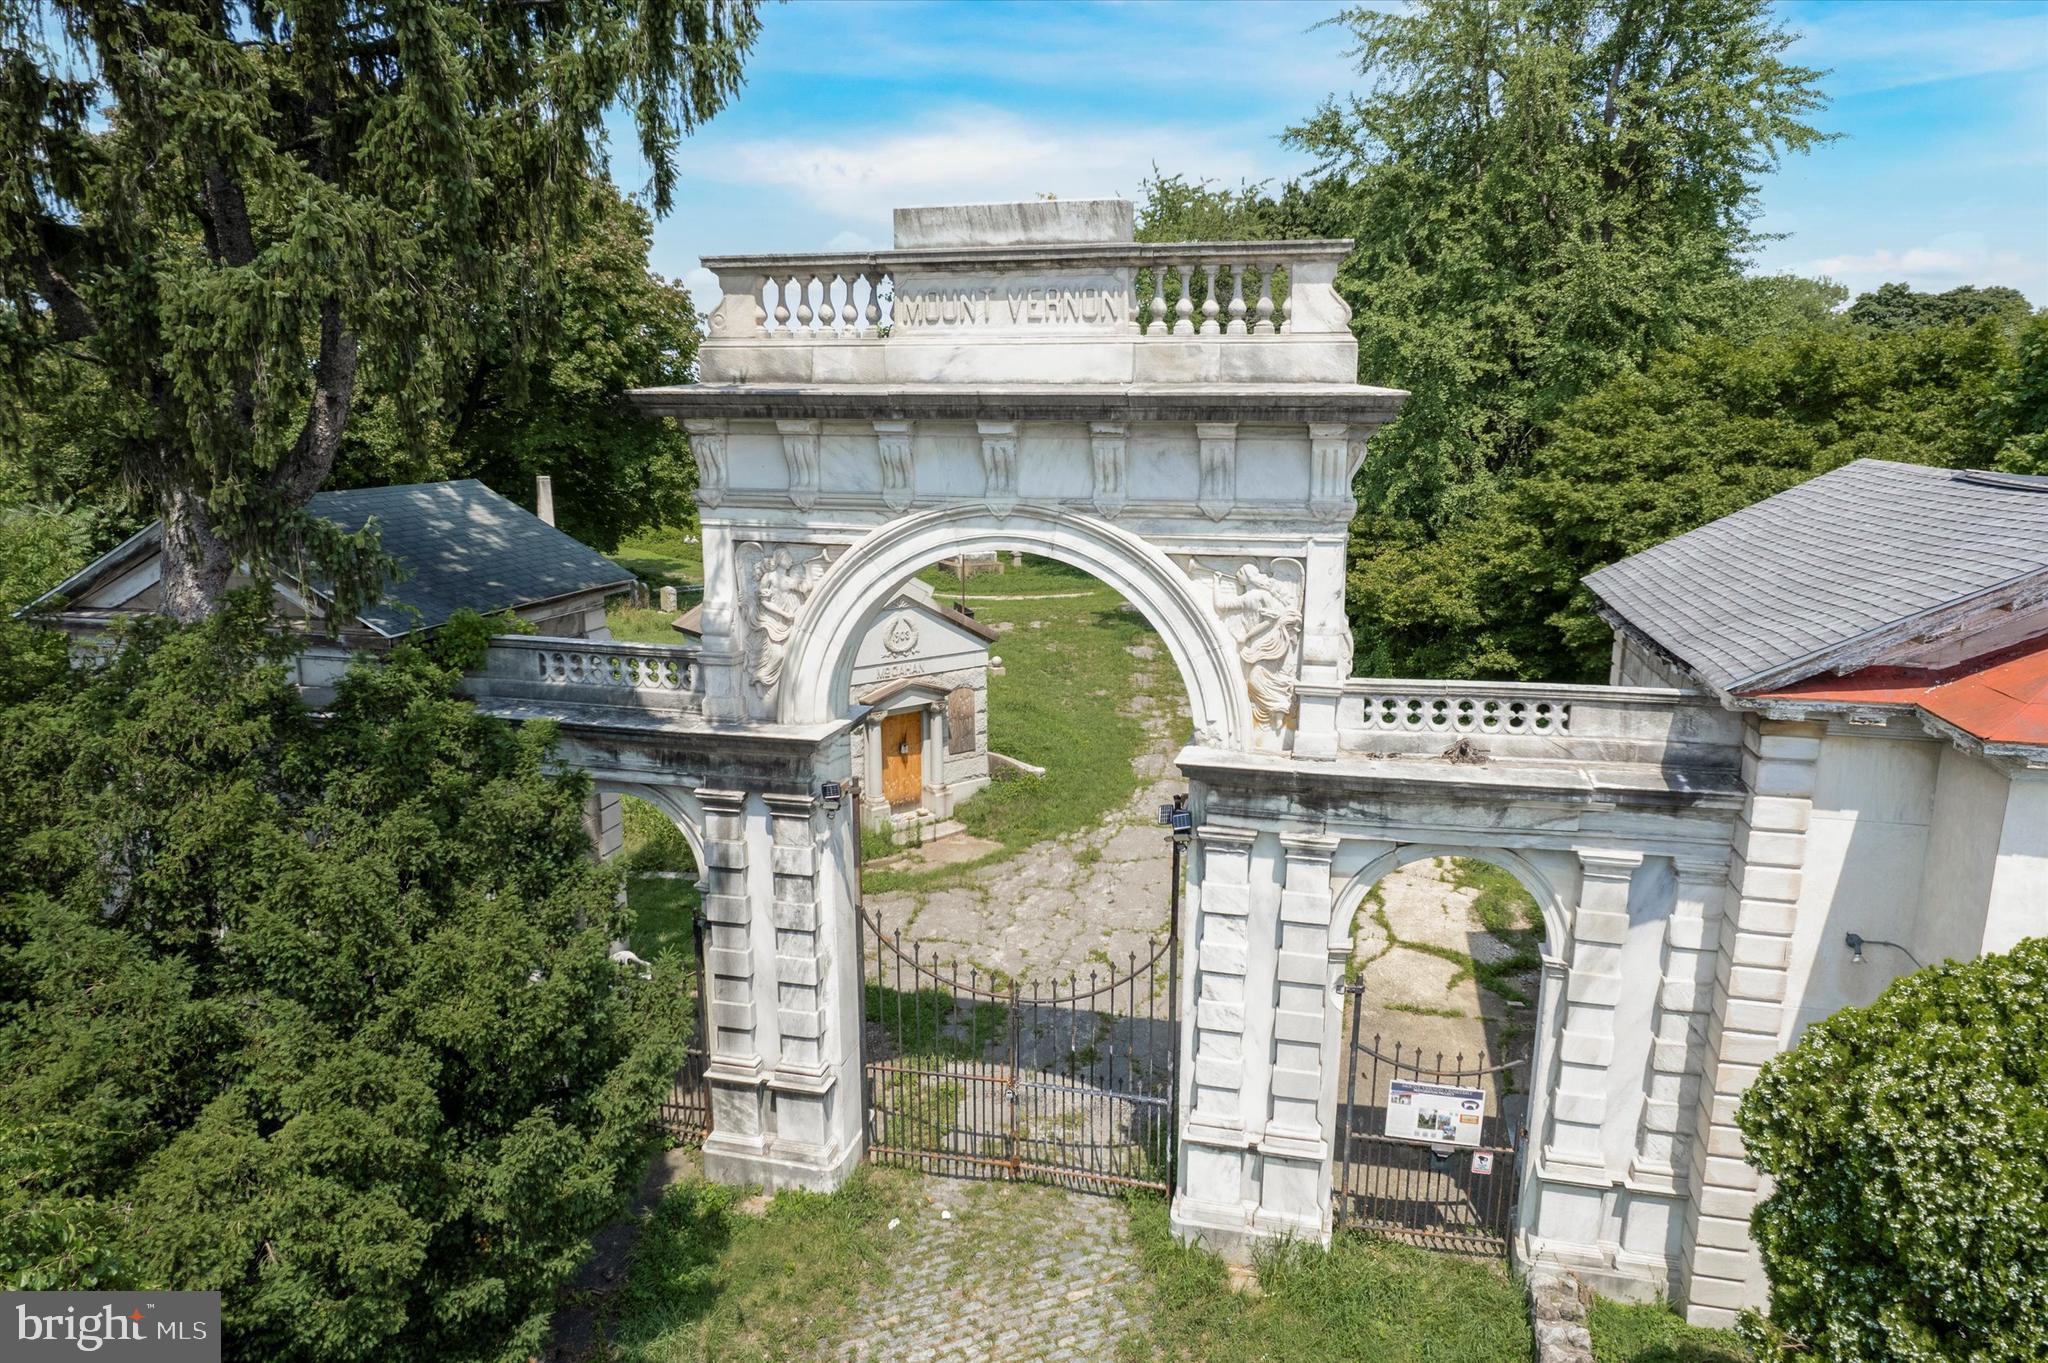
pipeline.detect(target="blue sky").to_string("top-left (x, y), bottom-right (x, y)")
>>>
top-left (617, 0), bottom-right (2048, 308)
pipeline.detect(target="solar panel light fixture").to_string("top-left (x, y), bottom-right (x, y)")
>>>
top-left (820, 781), bottom-right (844, 818)
top-left (1156, 794), bottom-right (1194, 839)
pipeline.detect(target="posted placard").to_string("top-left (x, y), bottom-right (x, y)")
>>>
top-left (1384, 1079), bottom-right (1485, 1147)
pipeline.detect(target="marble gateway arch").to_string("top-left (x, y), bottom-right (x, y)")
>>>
top-left (427, 199), bottom-right (2044, 1327)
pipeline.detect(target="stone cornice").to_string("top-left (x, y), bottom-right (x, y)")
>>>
top-left (629, 382), bottom-right (1408, 426)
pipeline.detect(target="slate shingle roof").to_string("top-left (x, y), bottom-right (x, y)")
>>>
top-left (1583, 460), bottom-right (2048, 694)
top-left (307, 481), bottom-right (633, 634)
top-left (26, 480), bottom-right (633, 636)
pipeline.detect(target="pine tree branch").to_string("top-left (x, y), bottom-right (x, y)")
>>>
top-left (271, 300), bottom-right (359, 505)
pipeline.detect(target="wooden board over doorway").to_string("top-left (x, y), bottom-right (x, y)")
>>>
top-left (881, 711), bottom-right (923, 806)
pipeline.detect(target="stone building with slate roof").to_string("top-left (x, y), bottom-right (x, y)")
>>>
top-left (27, 479), bottom-right (635, 643)
top-left (1582, 459), bottom-right (2046, 1316)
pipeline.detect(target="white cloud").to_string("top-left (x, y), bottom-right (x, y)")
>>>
top-left (689, 107), bottom-right (1290, 239)
top-left (1789, 5), bottom-right (2048, 95)
top-left (1798, 234), bottom-right (2046, 297)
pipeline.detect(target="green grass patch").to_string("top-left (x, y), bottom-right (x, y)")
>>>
top-left (622, 796), bottom-right (698, 874)
top-left (606, 604), bottom-right (698, 645)
top-left (612, 525), bottom-right (705, 589)
top-left (1117, 1195), bottom-right (1532, 1362)
top-left (915, 554), bottom-right (1104, 598)
top-left (1450, 857), bottom-right (1543, 940)
top-left (594, 1169), bottom-right (917, 1362)
top-left (1587, 1298), bottom-right (1748, 1363)
top-left (625, 877), bottom-right (699, 967)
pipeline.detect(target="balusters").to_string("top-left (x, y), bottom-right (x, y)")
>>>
top-left (793, 273), bottom-right (816, 331)
top-left (773, 276), bottom-right (792, 332)
top-left (1275, 261), bottom-right (1291, 333)
top-left (863, 270), bottom-right (883, 332)
top-left (1226, 266), bottom-right (1247, 335)
top-left (1199, 263), bottom-right (1221, 334)
top-left (1148, 265), bottom-right (1169, 335)
top-left (838, 272), bottom-right (858, 333)
top-left (1253, 264), bottom-right (1275, 335)
top-left (1173, 261), bottom-right (1195, 335)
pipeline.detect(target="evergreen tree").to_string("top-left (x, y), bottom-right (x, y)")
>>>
top-left (0, 0), bottom-right (760, 619)
top-left (0, 602), bottom-right (688, 1359)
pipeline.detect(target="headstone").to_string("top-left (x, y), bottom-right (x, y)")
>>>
top-left (659, 585), bottom-right (678, 613)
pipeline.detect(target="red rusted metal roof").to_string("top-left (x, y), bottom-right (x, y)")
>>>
top-left (1746, 636), bottom-right (2048, 746)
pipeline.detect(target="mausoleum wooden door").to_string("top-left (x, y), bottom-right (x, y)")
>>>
top-left (881, 712), bottom-right (922, 806)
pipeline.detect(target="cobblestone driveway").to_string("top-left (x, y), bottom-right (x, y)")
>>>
top-left (822, 1178), bottom-right (1145, 1362)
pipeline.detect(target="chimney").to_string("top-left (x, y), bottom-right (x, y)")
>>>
top-left (535, 475), bottom-right (556, 526)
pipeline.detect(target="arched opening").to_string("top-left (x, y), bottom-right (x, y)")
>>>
top-left (1325, 845), bottom-right (1564, 1256)
top-left (594, 782), bottom-right (710, 1143)
top-left (780, 505), bottom-right (1251, 753)
top-left (777, 515), bottom-right (1213, 1193)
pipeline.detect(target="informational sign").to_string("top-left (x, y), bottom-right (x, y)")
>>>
top-left (1385, 1079), bottom-right (1486, 1148)
top-left (1471, 1150), bottom-right (1495, 1175)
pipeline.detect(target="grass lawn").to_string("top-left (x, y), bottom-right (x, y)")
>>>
top-left (1587, 1299), bottom-right (1747, 1363)
top-left (625, 876), bottom-right (698, 965)
top-left (1118, 1197), bottom-right (1533, 1363)
top-left (606, 605), bottom-right (695, 645)
top-left (580, 1169), bottom-right (920, 1363)
top-left (612, 525), bottom-right (705, 589)
top-left (864, 556), bottom-right (1178, 895)
top-left (605, 524), bottom-right (705, 643)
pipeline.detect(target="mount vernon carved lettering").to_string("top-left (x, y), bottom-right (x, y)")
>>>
top-left (896, 285), bottom-right (1127, 327)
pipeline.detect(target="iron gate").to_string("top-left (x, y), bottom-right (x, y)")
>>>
top-left (657, 906), bottom-right (712, 1144)
top-left (855, 906), bottom-right (1179, 1191)
top-left (1331, 983), bottom-right (1525, 1256)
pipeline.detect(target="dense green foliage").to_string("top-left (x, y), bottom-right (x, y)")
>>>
top-left (1140, 0), bottom-right (2042, 681)
top-left (1735, 939), bottom-right (2048, 1362)
top-left (0, 0), bottom-right (756, 616)
top-left (1283, 0), bottom-right (1829, 524)
top-left (333, 181), bottom-right (702, 552)
top-left (1346, 315), bottom-right (2048, 679)
top-left (0, 603), bottom-right (686, 1360)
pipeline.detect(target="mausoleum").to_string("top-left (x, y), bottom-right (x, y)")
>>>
top-left (679, 577), bottom-right (997, 831)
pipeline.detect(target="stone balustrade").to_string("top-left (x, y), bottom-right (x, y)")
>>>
top-left (458, 635), bottom-right (705, 718)
top-left (1339, 679), bottom-right (1744, 767)
top-left (704, 241), bottom-right (1349, 340)
top-left (694, 240), bottom-right (1358, 386)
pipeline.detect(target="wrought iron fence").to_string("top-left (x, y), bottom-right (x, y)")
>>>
top-left (1332, 983), bottom-right (1525, 1256)
top-left (656, 907), bottom-right (711, 1144)
top-left (856, 908), bottom-right (1179, 1192)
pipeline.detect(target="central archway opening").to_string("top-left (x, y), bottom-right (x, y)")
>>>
top-left (848, 549), bottom-right (1195, 982)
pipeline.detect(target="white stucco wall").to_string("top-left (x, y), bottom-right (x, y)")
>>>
top-left (1781, 724), bottom-right (1940, 1042)
top-left (1910, 744), bottom-right (2011, 967)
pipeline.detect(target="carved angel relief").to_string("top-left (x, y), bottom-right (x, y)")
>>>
top-left (739, 542), bottom-right (831, 700)
top-left (1204, 557), bottom-right (1305, 730)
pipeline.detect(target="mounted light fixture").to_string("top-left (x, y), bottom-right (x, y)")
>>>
top-left (1157, 793), bottom-right (1194, 843)
top-left (1845, 931), bottom-right (1922, 968)
top-left (820, 780), bottom-right (844, 819)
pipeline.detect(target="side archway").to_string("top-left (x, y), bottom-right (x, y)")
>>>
top-left (595, 779), bottom-right (710, 876)
top-left (1329, 842), bottom-right (1570, 965)
top-left (776, 505), bottom-right (1256, 750)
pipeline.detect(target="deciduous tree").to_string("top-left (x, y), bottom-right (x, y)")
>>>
top-left (1289, 0), bottom-right (1831, 524)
